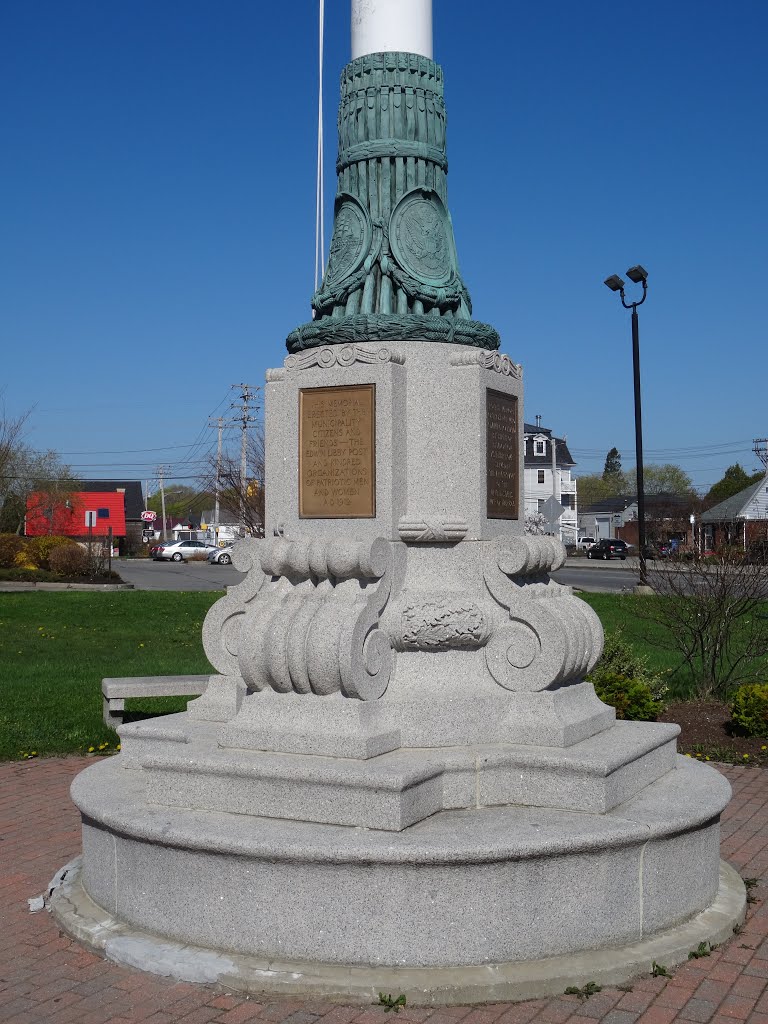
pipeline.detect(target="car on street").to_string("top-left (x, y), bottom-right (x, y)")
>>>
top-left (587, 538), bottom-right (628, 560)
top-left (576, 537), bottom-right (596, 550)
top-left (152, 539), bottom-right (218, 562)
top-left (208, 545), bottom-right (235, 565)
top-left (642, 542), bottom-right (671, 559)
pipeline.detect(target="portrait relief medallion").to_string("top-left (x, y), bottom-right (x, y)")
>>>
top-left (324, 194), bottom-right (371, 287)
top-left (390, 188), bottom-right (455, 287)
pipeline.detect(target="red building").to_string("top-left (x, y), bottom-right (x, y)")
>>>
top-left (25, 491), bottom-right (127, 538)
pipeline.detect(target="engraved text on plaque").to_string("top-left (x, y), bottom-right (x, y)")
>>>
top-left (486, 388), bottom-right (519, 519)
top-left (299, 384), bottom-right (376, 518)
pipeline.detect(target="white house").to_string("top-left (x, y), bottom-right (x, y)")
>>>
top-left (523, 417), bottom-right (577, 543)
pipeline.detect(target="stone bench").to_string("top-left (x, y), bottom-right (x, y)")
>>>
top-left (102, 675), bottom-right (210, 728)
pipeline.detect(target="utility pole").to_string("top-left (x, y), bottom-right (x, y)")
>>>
top-left (753, 439), bottom-right (768, 470)
top-left (231, 384), bottom-right (260, 532)
top-left (208, 417), bottom-right (225, 543)
top-left (550, 433), bottom-right (561, 542)
top-left (158, 464), bottom-right (167, 540)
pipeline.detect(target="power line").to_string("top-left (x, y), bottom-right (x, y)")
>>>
top-left (54, 443), bottom-right (205, 455)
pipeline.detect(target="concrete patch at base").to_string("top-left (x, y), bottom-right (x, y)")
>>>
top-left (52, 857), bottom-right (746, 1006)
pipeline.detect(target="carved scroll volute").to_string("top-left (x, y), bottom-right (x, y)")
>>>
top-left (483, 536), bottom-right (604, 692)
top-left (340, 568), bottom-right (394, 700)
top-left (201, 540), bottom-right (267, 677)
top-left (304, 540), bottom-right (394, 700)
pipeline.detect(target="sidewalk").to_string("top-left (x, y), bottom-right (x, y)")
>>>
top-left (2, 757), bottom-right (767, 1024)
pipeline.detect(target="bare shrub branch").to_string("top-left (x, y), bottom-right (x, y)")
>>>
top-left (636, 551), bottom-right (768, 699)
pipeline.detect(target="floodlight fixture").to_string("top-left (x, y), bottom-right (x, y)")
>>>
top-left (626, 265), bottom-right (648, 284)
top-left (604, 274), bottom-right (625, 292)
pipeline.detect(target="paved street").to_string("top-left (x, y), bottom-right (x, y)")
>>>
top-left (116, 558), bottom-right (244, 591)
top-left (115, 557), bottom-right (638, 594)
top-left (3, 757), bottom-right (768, 1023)
top-left (556, 560), bottom-right (638, 593)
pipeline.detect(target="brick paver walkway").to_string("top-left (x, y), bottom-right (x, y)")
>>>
top-left (2, 758), bottom-right (767, 1024)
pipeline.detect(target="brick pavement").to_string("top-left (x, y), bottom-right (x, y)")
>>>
top-left (1, 757), bottom-right (766, 1024)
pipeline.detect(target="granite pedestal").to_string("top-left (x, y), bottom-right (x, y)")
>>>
top-left (59, 342), bottom-right (739, 1002)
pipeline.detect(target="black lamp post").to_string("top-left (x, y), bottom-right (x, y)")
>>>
top-left (604, 265), bottom-right (649, 587)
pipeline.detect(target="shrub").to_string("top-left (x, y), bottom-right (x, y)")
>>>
top-left (25, 535), bottom-right (77, 571)
top-left (48, 543), bottom-right (90, 577)
top-left (730, 684), bottom-right (768, 737)
top-left (0, 534), bottom-right (27, 569)
top-left (588, 626), bottom-right (668, 704)
top-left (591, 672), bottom-right (663, 721)
top-left (639, 548), bottom-right (768, 698)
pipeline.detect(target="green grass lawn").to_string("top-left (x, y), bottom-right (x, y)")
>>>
top-left (0, 589), bottom-right (761, 761)
top-left (0, 592), bottom-right (219, 760)
top-left (580, 592), bottom-right (696, 695)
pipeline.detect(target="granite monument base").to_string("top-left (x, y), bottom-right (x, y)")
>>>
top-left (62, 340), bottom-right (737, 1001)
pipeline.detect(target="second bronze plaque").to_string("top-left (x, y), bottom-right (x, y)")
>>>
top-left (486, 388), bottom-right (519, 519)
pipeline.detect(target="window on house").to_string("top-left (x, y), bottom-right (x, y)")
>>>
top-left (97, 508), bottom-right (110, 519)
top-left (535, 440), bottom-right (545, 456)
top-left (561, 493), bottom-right (574, 508)
top-left (537, 470), bottom-right (545, 484)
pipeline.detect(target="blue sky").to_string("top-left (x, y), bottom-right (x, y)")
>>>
top-left (2, 1), bottom-right (766, 495)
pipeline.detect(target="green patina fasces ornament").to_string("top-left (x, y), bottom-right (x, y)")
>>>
top-left (286, 51), bottom-right (500, 353)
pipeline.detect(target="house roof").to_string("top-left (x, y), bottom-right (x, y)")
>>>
top-left (701, 476), bottom-right (768, 523)
top-left (582, 496), bottom-right (636, 515)
top-left (582, 493), bottom-right (692, 516)
top-left (522, 424), bottom-right (575, 468)
top-left (78, 480), bottom-right (144, 520)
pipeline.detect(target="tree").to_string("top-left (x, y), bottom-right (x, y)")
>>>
top-left (705, 464), bottom-right (763, 509)
top-left (0, 403), bottom-right (79, 534)
top-left (602, 447), bottom-right (626, 490)
top-left (524, 510), bottom-right (548, 535)
top-left (201, 426), bottom-right (265, 536)
top-left (0, 404), bottom-right (28, 486)
top-left (146, 485), bottom-right (212, 523)
top-left (624, 463), bottom-right (694, 497)
top-left (575, 473), bottom-right (616, 513)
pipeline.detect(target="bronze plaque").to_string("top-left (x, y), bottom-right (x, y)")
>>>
top-left (486, 388), bottom-right (519, 519)
top-left (299, 384), bottom-right (376, 518)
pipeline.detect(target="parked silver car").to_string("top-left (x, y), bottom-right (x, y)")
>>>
top-left (208, 545), bottom-right (234, 565)
top-left (152, 539), bottom-right (218, 562)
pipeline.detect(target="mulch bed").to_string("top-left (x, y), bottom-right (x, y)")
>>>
top-left (660, 700), bottom-right (768, 766)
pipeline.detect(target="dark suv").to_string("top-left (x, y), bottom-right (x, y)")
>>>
top-left (587, 539), bottom-right (628, 561)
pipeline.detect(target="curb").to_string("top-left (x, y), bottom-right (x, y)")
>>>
top-left (0, 582), bottom-right (134, 592)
